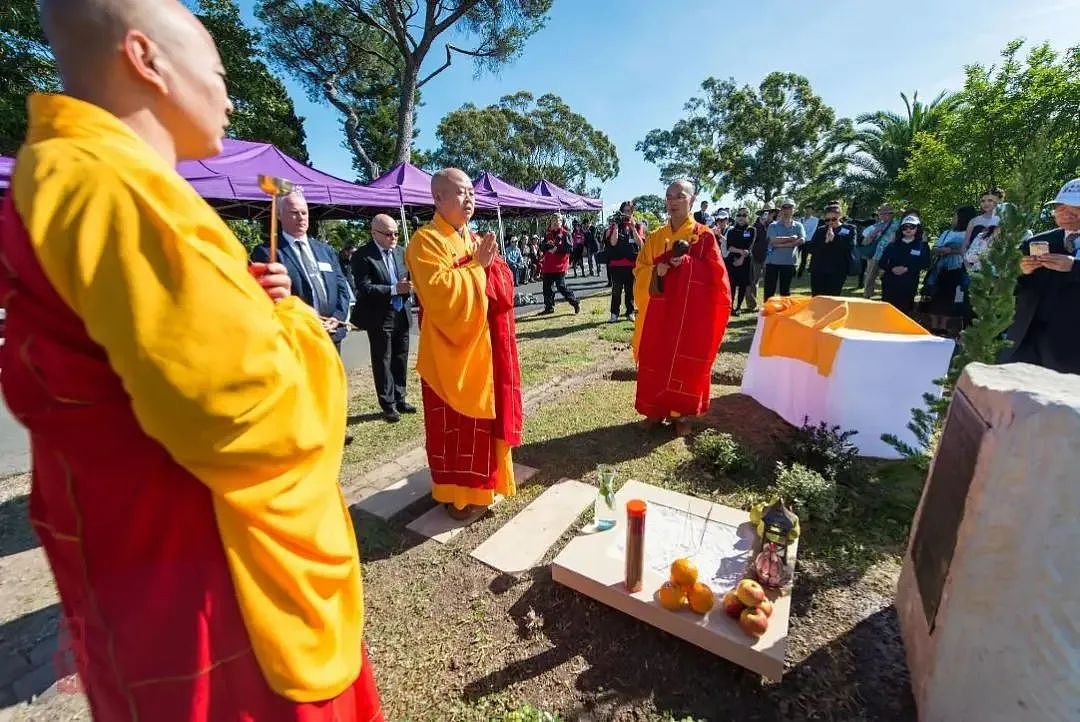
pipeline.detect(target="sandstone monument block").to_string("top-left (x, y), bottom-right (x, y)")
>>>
top-left (896, 362), bottom-right (1079, 721)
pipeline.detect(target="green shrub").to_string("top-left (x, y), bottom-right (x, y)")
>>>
top-left (785, 418), bottom-right (860, 484)
top-left (691, 430), bottom-right (755, 476)
top-left (771, 462), bottom-right (838, 523)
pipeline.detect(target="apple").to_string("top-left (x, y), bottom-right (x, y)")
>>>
top-left (721, 591), bottom-right (745, 619)
top-left (758, 597), bottom-right (774, 618)
top-left (739, 606), bottom-right (769, 637)
top-left (735, 578), bottom-right (765, 608)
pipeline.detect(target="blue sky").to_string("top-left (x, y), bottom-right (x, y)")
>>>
top-left (236, 0), bottom-right (1078, 213)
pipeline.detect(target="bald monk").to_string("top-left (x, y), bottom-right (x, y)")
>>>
top-left (405, 169), bottom-right (523, 520)
top-left (0, 1), bottom-right (381, 719)
top-left (632, 181), bottom-right (732, 436)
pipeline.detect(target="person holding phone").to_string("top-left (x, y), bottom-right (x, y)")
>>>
top-left (1005, 178), bottom-right (1080, 374)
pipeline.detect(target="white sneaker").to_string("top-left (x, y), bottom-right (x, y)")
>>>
top-left (627, 313), bottom-right (636, 322)
top-left (609, 313), bottom-right (619, 323)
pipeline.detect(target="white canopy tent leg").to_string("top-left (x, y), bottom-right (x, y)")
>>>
top-left (399, 205), bottom-right (410, 247)
top-left (497, 205), bottom-right (505, 254)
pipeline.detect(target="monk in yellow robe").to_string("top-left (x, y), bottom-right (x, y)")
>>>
top-left (632, 181), bottom-right (732, 436)
top-left (0, 1), bottom-right (381, 719)
top-left (405, 169), bottom-right (523, 520)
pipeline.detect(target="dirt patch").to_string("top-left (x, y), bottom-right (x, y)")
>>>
top-left (701, 392), bottom-right (794, 461)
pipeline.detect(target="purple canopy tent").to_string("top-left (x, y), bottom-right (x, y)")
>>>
top-left (176, 138), bottom-right (400, 220)
top-left (367, 161), bottom-right (498, 243)
top-left (528, 179), bottom-right (603, 213)
top-left (0, 156), bottom-right (13, 192)
top-left (474, 172), bottom-right (563, 248)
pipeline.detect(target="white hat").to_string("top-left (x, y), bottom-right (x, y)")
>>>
top-left (714, 210), bottom-right (730, 220)
top-left (1051, 178), bottom-right (1080, 207)
top-left (900, 215), bottom-right (921, 226)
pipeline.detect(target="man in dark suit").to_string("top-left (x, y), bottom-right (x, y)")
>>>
top-left (351, 214), bottom-right (416, 423)
top-left (251, 190), bottom-right (352, 352)
top-left (1005, 178), bottom-right (1080, 375)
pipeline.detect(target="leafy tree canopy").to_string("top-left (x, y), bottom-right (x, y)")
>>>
top-left (900, 41), bottom-right (1080, 230)
top-left (0, 0), bottom-right (308, 160)
top-left (638, 72), bottom-right (836, 205)
top-left (258, 0), bottom-right (553, 175)
top-left (430, 92), bottom-right (618, 194)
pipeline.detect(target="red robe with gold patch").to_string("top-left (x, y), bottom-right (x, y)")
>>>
top-left (418, 252), bottom-right (523, 499)
top-left (635, 226), bottom-right (731, 419)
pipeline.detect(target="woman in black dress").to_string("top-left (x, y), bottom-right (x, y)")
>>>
top-left (724, 207), bottom-right (756, 315)
top-left (879, 214), bottom-right (932, 315)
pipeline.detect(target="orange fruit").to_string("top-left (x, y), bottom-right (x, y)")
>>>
top-left (687, 582), bottom-right (715, 614)
top-left (657, 581), bottom-right (687, 611)
top-left (670, 558), bottom-right (699, 587)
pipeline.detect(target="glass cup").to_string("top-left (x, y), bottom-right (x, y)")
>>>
top-left (594, 464), bottom-right (618, 531)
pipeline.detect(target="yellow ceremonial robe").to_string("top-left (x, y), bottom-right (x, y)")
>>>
top-left (632, 216), bottom-right (702, 358)
top-left (9, 94), bottom-right (363, 702)
top-left (405, 214), bottom-right (519, 507)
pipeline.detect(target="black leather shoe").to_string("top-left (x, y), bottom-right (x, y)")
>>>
top-left (383, 409), bottom-right (401, 423)
top-left (396, 402), bottom-right (417, 414)
top-left (344, 434), bottom-right (354, 445)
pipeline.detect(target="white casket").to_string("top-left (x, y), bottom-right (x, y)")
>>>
top-left (740, 297), bottom-right (955, 458)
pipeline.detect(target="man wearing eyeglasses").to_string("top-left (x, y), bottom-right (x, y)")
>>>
top-left (351, 214), bottom-right (416, 423)
top-left (252, 190), bottom-right (353, 352)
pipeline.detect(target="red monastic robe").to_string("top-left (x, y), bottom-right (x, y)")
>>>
top-left (635, 226), bottom-right (732, 419)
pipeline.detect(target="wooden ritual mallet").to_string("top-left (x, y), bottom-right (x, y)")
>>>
top-left (257, 175), bottom-right (296, 263)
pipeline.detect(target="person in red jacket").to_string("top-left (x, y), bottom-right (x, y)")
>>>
top-left (539, 216), bottom-right (581, 315)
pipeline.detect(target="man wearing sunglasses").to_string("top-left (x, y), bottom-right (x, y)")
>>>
top-left (802, 204), bottom-right (856, 296)
top-left (352, 214), bottom-right (416, 423)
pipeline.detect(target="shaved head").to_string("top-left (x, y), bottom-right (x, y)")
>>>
top-left (665, 180), bottom-right (696, 226)
top-left (431, 168), bottom-right (475, 229)
top-left (371, 214), bottom-right (399, 250)
top-left (39, 0), bottom-right (232, 163)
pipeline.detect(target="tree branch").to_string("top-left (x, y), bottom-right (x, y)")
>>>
top-left (321, 74), bottom-right (380, 179)
top-left (416, 42), bottom-right (495, 87)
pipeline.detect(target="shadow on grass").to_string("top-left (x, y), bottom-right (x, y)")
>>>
top-left (465, 567), bottom-right (914, 721)
top-left (0, 493), bottom-right (37, 558)
top-left (516, 320), bottom-right (606, 342)
top-left (347, 411), bottom-right (386, 425)
top-left (515, 421), bottom-right (673, 487)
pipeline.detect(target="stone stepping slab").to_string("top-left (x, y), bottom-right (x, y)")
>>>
top-left (470, 479), bottom-right (595, 576)
top-left (404, 465), bottom-right (539, 543)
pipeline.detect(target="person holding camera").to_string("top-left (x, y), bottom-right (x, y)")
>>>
top-left (605, 201), bottom-right (642, 322)
top-left (539, 216), bottom-right (581, 315)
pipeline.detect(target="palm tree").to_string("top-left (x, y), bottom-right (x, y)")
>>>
top-left (846, 91), bottom-right (958, 210)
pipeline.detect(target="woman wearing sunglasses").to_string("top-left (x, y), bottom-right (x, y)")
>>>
top-left (724, 208), bottom-right (756, 314)
top-left (879, 215), bottom-right (932, 314)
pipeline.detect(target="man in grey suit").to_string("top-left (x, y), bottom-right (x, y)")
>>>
top-left (251, 190), bottom-right (352, 351)
top-left (351, 214), bottom-right (415, 423)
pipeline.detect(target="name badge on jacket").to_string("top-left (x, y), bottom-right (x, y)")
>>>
top-left (317, 261), bottom-right (334, 272)
top-left (839, 228), bottom-right (851, 236)
top-left (910, 249), bottom-right (921, 256)
top-left (744, 231), bottom-right (752, 238)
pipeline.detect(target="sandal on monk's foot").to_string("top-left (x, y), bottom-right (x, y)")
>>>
top-left (445, 504), bottom-right (474, 521)
top-left (674, 419), bottom-right (692, 437)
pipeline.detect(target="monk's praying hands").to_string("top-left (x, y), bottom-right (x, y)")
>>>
top-left (476, 231), bottom-right (499, 267)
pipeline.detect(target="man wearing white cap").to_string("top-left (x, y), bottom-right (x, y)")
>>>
top-left (1005, 178), bottom-right (1080, 374)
